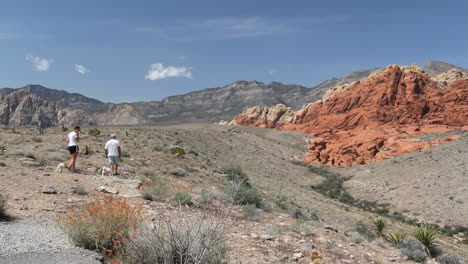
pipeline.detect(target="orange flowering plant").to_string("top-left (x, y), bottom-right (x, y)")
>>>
top-left (59, 195), bottom-right (143, 253)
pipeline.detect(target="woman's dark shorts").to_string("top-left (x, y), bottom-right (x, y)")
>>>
top-left (68, 146), bottom-right (79, 154)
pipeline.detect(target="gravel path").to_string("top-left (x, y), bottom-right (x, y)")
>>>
top-left (0, 221), bottom-right (101, 264)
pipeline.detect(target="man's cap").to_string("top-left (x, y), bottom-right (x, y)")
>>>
top-left (110, 134), bottom-right (117, 138)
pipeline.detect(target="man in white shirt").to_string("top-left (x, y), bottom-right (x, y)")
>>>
top-left (105, 134), bottom-right (122, 176)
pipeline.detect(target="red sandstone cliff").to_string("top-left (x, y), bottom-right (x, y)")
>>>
top-left (231, 65), bottom-right (468, 167)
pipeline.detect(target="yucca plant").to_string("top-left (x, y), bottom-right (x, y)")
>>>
top-left (371, 217), bottom-right (387, 238)
top-left (412, 224), bottom-right (438, 257)
top-left (386, 230), bottom-right (407, 245)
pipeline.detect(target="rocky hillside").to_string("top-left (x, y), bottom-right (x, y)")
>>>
top-left (1, 61), bottom-right (465, 127)
top-left (230, 65), bottom-right (468, 166)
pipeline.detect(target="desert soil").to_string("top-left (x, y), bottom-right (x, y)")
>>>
top-left (0, 124), bottom-right (466, 263)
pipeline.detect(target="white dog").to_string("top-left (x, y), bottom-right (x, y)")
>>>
top-left (101, 166), bottom-right (112, 176)
top-left (56, 163), bottom-right (66, 173)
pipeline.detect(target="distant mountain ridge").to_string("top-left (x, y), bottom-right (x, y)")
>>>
top-left (0, 60), bottom-right (465, 127)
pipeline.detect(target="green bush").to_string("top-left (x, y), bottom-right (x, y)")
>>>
top-left (88, 128), bottom-right (101, 136)
top-left (173, 192), bottom-right (193, 206)
top-left (170, 147), bottom-right (186, 156)
top-left (199, 189), bottom-right (214, 205)
top-left (220, 164), bottom-right (250, 186)
top-left (289, 207), bottom-right (308, 221)
top-left (137, 168), bottom-right (156, 178)
top-left (121, 151), bottom-right (131, 158)
top-left (226, 184), bottom-right (263, 208)
top-left (72, 186), bottom-right (88, 196)
top-left (153, 146), bottom-right (164, 152)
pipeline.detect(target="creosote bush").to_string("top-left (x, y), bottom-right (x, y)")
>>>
top-left (59, 195), bottom-right (143, 253)
top-left (123, 213), bottom-right (226, 264)
top-left (170, 147), bottom-right (186, 157)
top-left (220, 164), bottom-right (250, 187)
top-left (88, 128), bottom-right (101, 136)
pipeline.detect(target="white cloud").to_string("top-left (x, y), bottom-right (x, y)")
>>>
top-left (269, 69), bottom-right (277, 75)
top-left (75, 64), bottom-right (90, 74)
top-left (25, 54), bottom-right (52, 71)
top-left (145, 63), bottom-right (192, 80)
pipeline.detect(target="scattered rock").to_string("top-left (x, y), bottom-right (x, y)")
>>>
top-left (0, 162), bottom-right (6, 167)
top-left (96, 186), bottom-right (118, 194)
top-left (41, 186), bottom-right (57, 194)
top-left (22, 160), bottom-right (41, 167)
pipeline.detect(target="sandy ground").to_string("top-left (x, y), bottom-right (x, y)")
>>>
top-left (0, 124), bottom-right (466, 263)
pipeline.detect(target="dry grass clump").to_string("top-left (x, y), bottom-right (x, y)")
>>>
top-left (59, 196), bottom-right (143, 253)
top-left (123, 213), bottom-right (226, 264)
top-left (142, 182), bottom-right (168, 202)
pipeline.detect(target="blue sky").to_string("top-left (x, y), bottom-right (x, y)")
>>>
top-left (1, 0), bottom-right (467, 103)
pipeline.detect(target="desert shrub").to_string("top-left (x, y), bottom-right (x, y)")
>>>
top-left (371, 217), bottom-right (386, 238)
top-left (226, 183), bottom-right (263, 208)
top-left (123, 214), bottom-right (226, 264)
top-left (142, 183), bottom-right (168, 202)
top-left (399, 238), bottom-right (427, 263)
top-left (199, 189), bottom-right (214, 205)
top-left (170, 146), bottom-right (186, 156)
top-left (25, 153), bottom-right (36, 159)
top-left (436, 254), bottom-right (465, 264)
top-left (170, 168), bottom-right (186, 177)
top-left (355, 220), bottom-right (375, 241)
top-left (220, 164), bottom-right (250, 186)
top-left (137, 168), bottom-right (155, 178)
top-left (88, 128), bottom-right (101, 136)
top-left (386, 231), bottom-right (407, 245)
top-left (242, 204), bottom-right (259, 220)
top-left (0, 194), bottom-right (8, 220)
top-left (274, 196), bottom-right (289, 212)
top-left (173, 192), bottom-right (193, 206)
top-left (31, 136), bottom-right (42, 142)
top-left (121, 151), bottom-right (131, 158)
top-left (412, 224), bottom-right (439, 257)
top-left (188, 149), bottom-right (199, 156)
top-left (72, 186), bottom-right (88, 196)
top-left (153, 146), bottom-right (164, 152)
top-left (289, 207), bottom-right (308, 221)
top-left (59, 196), bottom-right (142, 252)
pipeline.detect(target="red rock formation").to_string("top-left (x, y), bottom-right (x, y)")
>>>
top-left (232, 65), bottom-right (468, 167)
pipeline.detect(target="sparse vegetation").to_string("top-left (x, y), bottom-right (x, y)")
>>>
top-left (220, 163), bottom-right (250, 186)
top-left (25, 153), bottom-right (36, 159)
top-left (412, 224), bottom-right (439, 257)
top-left (88, 128), bottom-right (101, 136)
top-left (199, 189), bottom-right (214, 205)
top-left (142, 183), bottom-right (168, 202)
top-left (436, 254), bottom-right (465, 264)
top-left (173, 192), bottom-right (193, 206)
top-left (371, 217), bottom-right (387, 238)
top-left (226, 182), bottom-right (263, 208)
top-left (72, 186), bottom-right (88, 196)
top-left (386, 230), bottom-right (407, 245)
top-left (242, 204), bottom-right (259, 220)
top-left (31, 136), bottom-right (42, 142)
top-left (170, 146), bottom-right (186, 156)
top-left (59, 196), bottom-right (142, 252)
top-left (123, 213), bottom-right (226, 264)
top-left (355, 220), bottom-right (375, 241)
top-left (289, 207), bottom-right (308, 221)
top-left (121, 151), bottom-right (131, 158)
top-left (137, 168), bottom-right (156, 178)
top-left (152, 146), bottom-right (164, 152)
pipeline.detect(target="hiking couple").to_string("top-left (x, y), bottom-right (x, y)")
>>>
top-left (67, 126), bottom-right (122, 175)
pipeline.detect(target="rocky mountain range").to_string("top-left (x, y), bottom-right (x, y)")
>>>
top-left (0, 60), bottom-right (465, 128)
top-left (231, 64), bottom-right (468, 166)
